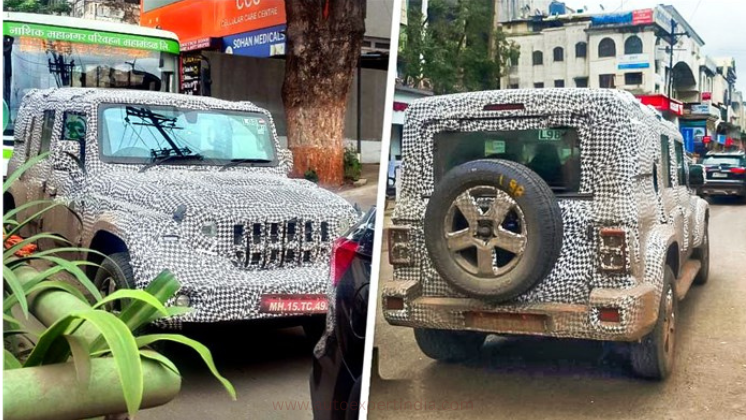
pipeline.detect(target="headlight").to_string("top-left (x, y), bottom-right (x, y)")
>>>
top-left (337, 218), bottom-right (351, 236)
top-left (201, 221), bottom-right (218, 237)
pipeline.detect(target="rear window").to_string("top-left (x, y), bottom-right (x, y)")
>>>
top-left (702, 156), bottom-right (744, 166)
top-left (433, 128), bottom-right (581, 193)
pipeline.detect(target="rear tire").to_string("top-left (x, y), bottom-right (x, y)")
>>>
top-left (93, 252), bottom-right (135, 311)
top-left (630, 266), bottom-right (677, 380)
top-left (414, 328), bottom-right (486, 362)
top-left (693, 222), bottom-right (709, 285)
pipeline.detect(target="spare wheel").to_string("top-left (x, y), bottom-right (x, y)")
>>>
top-left (424, 159), bottom-right (563, 301)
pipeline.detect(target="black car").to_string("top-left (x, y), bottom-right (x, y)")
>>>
top-left (310, 207), bottom-right (375, 420)
top-left (700, 151), bottom-right (746, 198)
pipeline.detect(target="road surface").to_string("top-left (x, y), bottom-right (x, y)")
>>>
top-left (368, 197), bottom-right (746, 420)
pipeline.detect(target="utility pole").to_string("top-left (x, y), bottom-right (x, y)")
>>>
top-left (666, 18), bottom-right (689, 100)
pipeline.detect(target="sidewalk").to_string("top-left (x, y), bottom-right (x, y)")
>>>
top-left (332, 164), bottom-right (381, 211)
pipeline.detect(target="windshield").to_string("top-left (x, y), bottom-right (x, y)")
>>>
top-left (99, 104), bottom-right (276, 166)
top-left (702, 156), bottom-right (744, 166)
top-left (3, 34), bottom-right (177, 136)
top-left (434, 127), bottom-right (581, 193)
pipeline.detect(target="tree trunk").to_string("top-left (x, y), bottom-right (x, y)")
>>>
top-left (282, 0), bottom-right (366, 186)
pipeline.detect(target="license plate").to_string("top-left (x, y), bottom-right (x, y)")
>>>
top-left (465, 312), bottom-right (548, 333)
top-left (259, 294), bottom-right (328, 314)
top-left (712, 172), bottom-right (728, 178)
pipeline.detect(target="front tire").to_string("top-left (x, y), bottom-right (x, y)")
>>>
top-left (630, 266), bottom-right (677, 380)
top-left (414, 328), bottom-right (486, 362)
top-left (93, 252), bottom-right (135, 311)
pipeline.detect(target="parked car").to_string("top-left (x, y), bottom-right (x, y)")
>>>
top-left (310, 206), bottom-right (375, 420)
top-left (5, 88), bottom-right (359, 337)
top-left (382, 89), bottom-right (709, 380)
top-left (699, 150), bottom-right (746, 199)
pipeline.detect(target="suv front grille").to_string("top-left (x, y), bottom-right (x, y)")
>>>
top-left (230, 220), bottom-right (332, 269)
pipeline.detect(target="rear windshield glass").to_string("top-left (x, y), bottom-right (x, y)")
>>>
top-left (702, 156), bottom-right (743, 166)
top-left (434, 128), bottom-right (581, 193)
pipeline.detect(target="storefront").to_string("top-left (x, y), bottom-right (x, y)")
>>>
top-left (680, 102), bottom-right (722, 159)
top-left (637, 94), bottom-right (684, 122)
top-left (140, 0), bottom-right (287, 94)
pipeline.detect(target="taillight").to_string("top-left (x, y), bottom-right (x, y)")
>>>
top-left (388, 226), bottom-right (412, 266)
top-left (599, 227), bottom-right (627, 272)
top-left (730, 167), bottom-right (746, 174)
top-left (330, 237), bottom-right (359, 287)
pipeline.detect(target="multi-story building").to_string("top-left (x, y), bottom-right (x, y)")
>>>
top-left (70, 0), bottom-right (140, 24)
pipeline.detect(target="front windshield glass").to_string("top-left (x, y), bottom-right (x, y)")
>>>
top-left (99, 104), bottom-right (276, 165)
top-left (3, 35), bottom-right (174, 136)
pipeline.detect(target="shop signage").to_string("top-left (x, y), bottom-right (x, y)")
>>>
top-left (223, 24), bottom-right (285, 57)
top-left (181, 37), bottom-right (213, 51)
top-left (702, 92), bottom-right (712, 101)
top-left (180, 52), bottom-right (202, 95)
top-left (141, 0), bottom-right (286, 42)
top-left (618, 54), bottom-right (650, 70)
top-left (632, 9), bottom-right (654, 25)
top-left (637, 94), bottom-right (683, 116)
top-left (3, 21), bottom-right (179, 54)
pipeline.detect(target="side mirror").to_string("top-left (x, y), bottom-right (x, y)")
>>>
top-left (52, 140), bottom-right (85, 174)
top-left (277, 149), bottom-right (293, 175)
top-left (689, 164), bottom-right (705, 189)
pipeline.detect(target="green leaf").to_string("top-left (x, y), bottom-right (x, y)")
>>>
top-left (32, 255), bottom-right (102, 302)
top-left (3, 313), bottom-right (22, 328)
top-left (145, 306), bottom-right (192, 324)
top-left (65, 334), bottom-right (91, 384)
top-left (3, 265), bottom-right (28, 319)
top-left (3, 151), bottom-right (49, 194)
top-left (4, 202), bottom-right (68, 240)
top-left (139, 349), bottom-right (180, 376)
top-left (136, 334), bottom-right (236, 400)
top-left (3, 233), bottom-right (69, 260)
top-left (93, 289), bottom-right (169, 317)
top-left (3, 198), bottom-right (61, 225)
top-left (117, 270), bottom-right (180, 332)
top-left (4, 280), bottom-right (90, 313)
top-left (4, 349), bottom-right (22, 370)
top-left (24, 310), bottom-right (144, 416)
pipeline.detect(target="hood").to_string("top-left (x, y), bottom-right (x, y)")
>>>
top-left (90, 169), bottom-right (356, 222)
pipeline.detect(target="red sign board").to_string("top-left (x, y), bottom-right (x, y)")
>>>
top-left (393, 102), bottom-right (409, 112)
top-left (702, 92), bottom-right (712, 101)
top-left (141, 0), bottom-right (286, 43)
top-left (637, 94), bottom-right (684, 116)
top-left (632, 9), bottom-right (654, 25)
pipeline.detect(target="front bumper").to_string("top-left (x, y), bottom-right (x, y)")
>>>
top-left (134, 249), bottom-right (331, 327)
top-left (381, 280), bottom-right (659, 342)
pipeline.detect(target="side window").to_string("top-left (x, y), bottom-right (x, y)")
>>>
top-left (660, 135), bottom-right (671, 188)
top-left (23, 116), bottom-right (38, 161)
top-left (38, 110), bottom-right (55, 156)
top-left (62, 112), bottom-right (88, 165)
top-left (674, 141), bottom-right (685, 186)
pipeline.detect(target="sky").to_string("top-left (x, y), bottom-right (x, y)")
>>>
top-left (584, 0), bottom-right (746, 92)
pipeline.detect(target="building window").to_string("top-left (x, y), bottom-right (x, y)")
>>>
top-left (554, 79), bottom-right (565, 88)
top-left (553, 47), bottom-right (564, 62)
top-left (625, 72), bottom-right (643, 85)
top-left (574, 77), bottom-right (589, 88)
top-left (534, 82), bottom-right (544, 89)
top-left (533, 51), bottom-right (543, 65)
top-left (625, 36), bottom-right (643, 54)
top-left (598, 38), bottom-right (616, 58)
top-left (575, 42), bottom-right (587, 58)
top-left (599, 74), bottom-right (615, 88)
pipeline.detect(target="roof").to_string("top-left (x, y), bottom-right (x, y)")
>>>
top-left (23, 88), bottom-right (265, 114)
top-left (3, 12), bottom-right (179, 42)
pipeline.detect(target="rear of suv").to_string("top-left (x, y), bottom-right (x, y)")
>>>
top-left (381, 89), bottom-right (709, 380)
top-left (700, 151), bottom-right (746, 199)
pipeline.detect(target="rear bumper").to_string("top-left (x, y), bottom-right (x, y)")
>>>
top-left (381, 280), bottom-right (659, 342)
top-left (701, 181), bottom-right (746, 196)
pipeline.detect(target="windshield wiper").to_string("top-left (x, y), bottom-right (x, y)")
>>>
top-left (218, 158), bottom-right (273, 172)
top-left (139, 150), bottom-right (204, 173)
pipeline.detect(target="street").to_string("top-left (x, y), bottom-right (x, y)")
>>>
top-left (369, 198), bottom-right (746, 420)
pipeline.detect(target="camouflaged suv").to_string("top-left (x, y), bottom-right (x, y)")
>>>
top-left (382, 89), bottom-right (710, 380)
top-left (5, 88), bottom-right (358, 335)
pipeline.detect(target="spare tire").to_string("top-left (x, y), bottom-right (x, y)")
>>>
top-left (424, 159), bottom-right (563, 300)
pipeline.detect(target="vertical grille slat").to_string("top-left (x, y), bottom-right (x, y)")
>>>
top-left (231, 218), bottom-right (330, 269)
